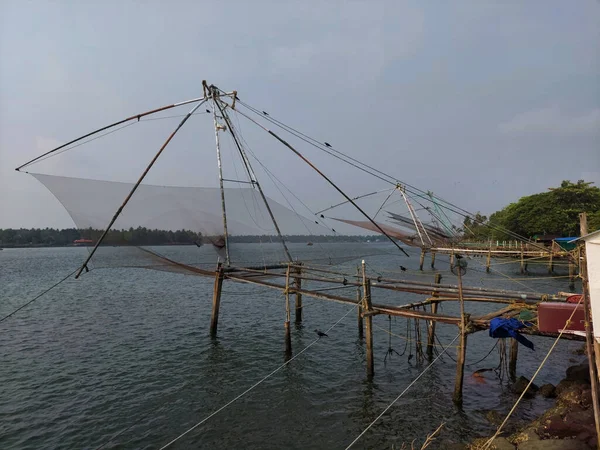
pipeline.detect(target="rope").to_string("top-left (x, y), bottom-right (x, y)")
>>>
top-left (480, 295), bottom-right (584, 449)
top-left (0, 268), bottom-right (78, 324)
top-left (158, 304), bottom-right (359, 449)
top-left (373, 323), bottom-right (461, 349)
top-left (344, 333), bottom-right (460, 449)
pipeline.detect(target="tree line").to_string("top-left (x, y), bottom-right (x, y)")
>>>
top-left (0, 227), bottom-right (380, 247)
top-left (461, 180), bottom-right (600, 240)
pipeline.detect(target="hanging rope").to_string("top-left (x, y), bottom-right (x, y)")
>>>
top-left (344, 333), bottom-right (460, 449)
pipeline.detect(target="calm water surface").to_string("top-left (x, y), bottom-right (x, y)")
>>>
top-left (0, 244), bottom-right (584, 449)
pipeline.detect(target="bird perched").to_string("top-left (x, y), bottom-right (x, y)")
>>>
top-left (324, 142), bottom-right (331, 147)
top-left (400, 265), bottom-right (407, 272)
top-left (206, 109), bottom-right (210, 113)
top-left (320, 214), bottom-right (324, 218)
top-left (262, 111), bottom-right (269, 116)
top-left (315, 329), bottom-right (328, 337)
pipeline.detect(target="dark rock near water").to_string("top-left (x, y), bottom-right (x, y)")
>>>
top-left (511, 376), bottom-right (539, 398)
top-left (485, 410), bottom-right (504, 425)
top-left (565, 362), bottom-right (591, 383)
top-left (556, 381), bottom-right (591, 407)
top-left (539, 383), bottom-right (556, 398)
top-left (488, 437), bottom-right (514, 450)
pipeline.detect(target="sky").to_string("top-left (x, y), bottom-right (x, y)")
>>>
top-left (0, 1), bottom-right (599, 230)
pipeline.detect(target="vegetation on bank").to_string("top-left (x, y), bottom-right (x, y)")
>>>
top-left (0, 227), bottom-right (380, 247)
top-left (462, 180), bottom-right (600, 240)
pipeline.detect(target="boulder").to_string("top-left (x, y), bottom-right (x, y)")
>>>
top-left (485, 410), bottom-right (504, 425)
top-left (511, 376), bottom-right (539, 398)
top-left (556, 382), bottom-right (590, 407)
top-left (536, 413), bottom-right (579, 439)
top-left (565, 363), bottom-right (591, 383)
top-left (487, 437), bottom-right (515, 450)
top-left (539, 383), bottom-right (556, 398)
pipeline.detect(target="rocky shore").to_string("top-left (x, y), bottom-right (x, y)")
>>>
top-left (468, 361), bottom-right (597, 450)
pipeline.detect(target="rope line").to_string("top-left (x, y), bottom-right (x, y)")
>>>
top-left (0, 268), bottom-right (78, 324)
top-left (158, 304), bottom-right (359, 449)
top-left (344, 333), bottom-right (460, 449)
top-left (481, 295), bottom-right (585, 449)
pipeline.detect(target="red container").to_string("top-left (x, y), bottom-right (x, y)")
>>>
top-left (538, 302), bottom-right (585, 333)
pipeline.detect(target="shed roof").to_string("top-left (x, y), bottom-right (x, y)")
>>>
top-left (569, 229), bottom-right (600, 243)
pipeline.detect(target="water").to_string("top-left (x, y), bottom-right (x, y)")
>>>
top-left (0, 244), bottom-right (584, 449)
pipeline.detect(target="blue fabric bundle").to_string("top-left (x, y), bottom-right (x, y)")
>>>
top-left (489, 318), bottom-right (535, 350)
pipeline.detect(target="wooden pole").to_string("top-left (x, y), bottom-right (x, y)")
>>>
top-left (285, 264), bottom-right (292, 357)
top-left (509, 337), bottom-right (519, 381)
top-left (427, 273), bottom-right (442, 358)
top-left (450, 251), bottom-right (455, 268)
top-left (357, 266), bottom-right (364, 338)
top-left (569, 259), bottom-right (576, 291)
top-left (548, 248), bottom-right (554, 274)
top-left (210, 262), bottom-right (224, 337)
top-left (453, 264), bottom-right (467, 406)
top-left (362, 261), bottom-right (374, 378)
top-left (486, 248), bottom-right (491, 273)
top-left (419, 249), bottom-right (426, 271)
top-left (520, 242), bottom-right (525, 274)
top-left (294, 264), bottom-right (303, 323)
top-left (579, 213), bottom-right (600, 441)
top-left (430, 251), bottom-right (436, 269)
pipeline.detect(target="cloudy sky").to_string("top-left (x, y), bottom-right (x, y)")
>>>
top-left (1, 1), bottom-right (598, 229)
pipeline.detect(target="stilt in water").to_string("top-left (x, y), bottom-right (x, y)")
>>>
top-left (419, 249), bottom-right (425, 271)
top-left (453, 263), bottom-right (467, 406)
top-left (520, 242), bottom-right (525, 274)
top-left (357, 266), bottom-right (363, 338)
top-left (284, 264), bottom-right (292, 357)
top-left (362, 260), bottom-right (374, 378)
top-left (509, 337), bottom-right (518, 381)
top-left (548, 249), bottom-right (554, 274)
top-left (569, 258), bottom-right (576, 291)
top-left (427, 273), bottom-right (442, 359)
top-left (450, 251), bottom-right (455, 268)
top-left (430, 251), bottom-right (436, 269)
top-left (294, 264), bottom-right (303, 323)
top-left (486, 248), bottom-right (491, 273)
top-left (210, 261), bottom-right (224, 337)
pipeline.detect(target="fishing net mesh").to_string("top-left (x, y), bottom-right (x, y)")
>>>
top-left (32, 173), bottom-right (389, 275)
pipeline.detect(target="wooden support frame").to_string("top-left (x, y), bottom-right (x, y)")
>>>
top-left (210, 262), bottom-right (225, 337)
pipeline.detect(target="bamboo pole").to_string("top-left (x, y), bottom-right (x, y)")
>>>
top-left (357, 266), bottom-right (363, 338)
top-left (453, 262), bottom-right (467, 406)
top-left (486, 247), bottom-right (491, 273)
top-left (569, 259), bottom-right (576, 290)
top-left (210, 262), bottom-right (225, 337)
top-left (362, 261), bottom-right (374, 378)
top-left (420, 248), bottom-right (426, 271)
top-left (427, 273), bottom-right (442, 358)
top-left (430, 251), bottom-right (436, 269)
top-left (294, 264), bottom-right (303, 323)
top-left (509, 338), bottom-right (519, 381)
top-left (520, 242), bottom-right (525, 274)
top-left (548, 248), bottom-right (554, 274)
top-left (284, 265), bottom-right (292, 357)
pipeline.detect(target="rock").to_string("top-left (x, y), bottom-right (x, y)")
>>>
top-left (487, 437), bottom-right (515, 450)
top-left (511, 376), bottom-right (539, 398)
top-left (539, 383), bottom-right (556, 398)
top-left (565, 363), bottom-right (591, 383)
top-left (446, 443), bottom-right (468, 450)
top-left (556, 382), bottom-right (589, 407)
top-left (513, 428), bottom-right (540, 444)
top-left (518, 438), bottom-right (586, 450)
top-left (485, 410), bottom-right (504, 425)
top-left (537, 413), bottom-right (579, 439)
top-left (572, 344), bottom-right (586, 355)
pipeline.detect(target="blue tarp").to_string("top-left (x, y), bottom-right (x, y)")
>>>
top-left (489, 318), bottom-right (535, 350)
top-left (554, 237), bottom-right (578, 242)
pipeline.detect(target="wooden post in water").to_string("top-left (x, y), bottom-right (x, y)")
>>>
top-left (210, 262), bottom-right (224, 337)
top-left (419, 248), bottom-right (426, 271)
top-left (486, 247), bottom-right (491, 273)
top-left (548, 247), bottom-right (554, 274)
top-left (509, 338), bottom-right (519, 381)
top-left (453, 262), bottom-right (467, 407)
top-left (427, 273), bottom-right (442, 359)
top-left (430, 251), bottom-right (436, 269)
top-left (569, 258), bottom-right (576, 290)
top-left (284, 264), bottom-right (292, 357)
top-left (450, 251), bottom-right (455, 268)
top-left (520, 242), bottom-right (525, 274)
top-left (294, 264), bottom-right (303, 323)
top-left (362, 260), bottom-right (374, 378)
top-left (357, 266), bottom-right (363, 338)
